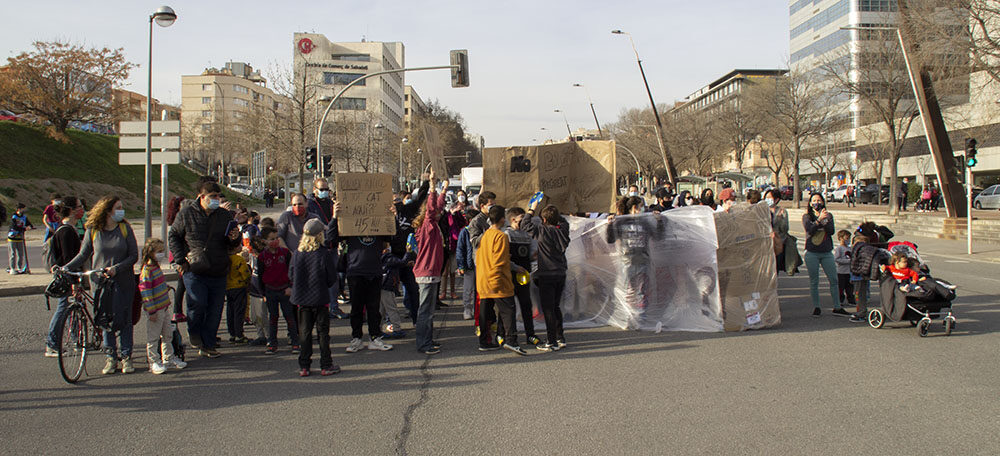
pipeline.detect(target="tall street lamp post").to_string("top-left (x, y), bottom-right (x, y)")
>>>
top-left (612, 29), bottom-right (677, 186)
top-left (211, 80), bottom-right (226, 186)
top-left (399, 137), bottom-right (408, 190)
top-left (553, 109), bottom-right (572, 137)
top-left (145, 5), bottom-right (176, 240)
top-left (572, 83), bottom-right (603, 138)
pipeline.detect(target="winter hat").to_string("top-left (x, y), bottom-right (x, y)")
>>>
top-left (719, 188), bottom-right (737, 201)
top-left (303, 218), bottom-right (324, 236)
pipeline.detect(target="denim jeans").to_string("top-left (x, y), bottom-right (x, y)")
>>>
top-left (462, 270), bottom-right (476, 317)
top-left (103, 324), bottom-right (133, 360)
top-left (46, 297), bottom-right (71, 349)
top-left (415, 282), bottom-right (439, 351)
top-left (400, 267), bottom-right (419, 323)
top-left (183, 272), bottom-right (227, 350)
top-left (804, 251), bottom-right (840, 309)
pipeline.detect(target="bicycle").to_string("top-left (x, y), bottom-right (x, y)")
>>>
top-left (52, 269), bottom-right (106, 383)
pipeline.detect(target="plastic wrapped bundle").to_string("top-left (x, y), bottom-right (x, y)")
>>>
top-left (714, 202), bottom-right (781, 331)
top-left (559, 206), bottom-right (724, 332)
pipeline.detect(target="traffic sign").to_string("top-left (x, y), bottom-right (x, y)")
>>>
top-left (118, 151), bottom-right (181, 165)
top-left (119, 135), bottom-right (180, 150)
top-left (119, 120), bottom-right (180, 135)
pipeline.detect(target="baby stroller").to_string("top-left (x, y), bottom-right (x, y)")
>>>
top-left (867, 242), bottom-right (957, 336)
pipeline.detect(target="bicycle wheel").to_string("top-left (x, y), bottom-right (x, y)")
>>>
top-left (57, 305), bottom-right (90, 383)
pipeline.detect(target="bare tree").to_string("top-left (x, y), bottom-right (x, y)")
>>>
top-left (607, 105), bottom-right (670, 185)
top-left (712, 82), bottom-right (772, 173)
top-left (761, 141), bottom-right (792, 186)
top-left (268, 61), bottom-right (322, 190)
top-left (664, 108), bottom-right (720, 176)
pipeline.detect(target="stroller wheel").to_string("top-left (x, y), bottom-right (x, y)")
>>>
top-left (944, 317), bottom-right (955, 336)
top-left (917, 318), bottom-right (931, 337)
top-left (868, 309), bottom-right (884, 329)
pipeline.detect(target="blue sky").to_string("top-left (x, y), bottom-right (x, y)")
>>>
top-left (2, 0), bottom-right (790, 146)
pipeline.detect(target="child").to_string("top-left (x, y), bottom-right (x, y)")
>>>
top-left (246, 234), bottom-right (269, 346)
top-left (833, 230), bottom-right (856, 310)
top-left (138, 238), bottom-right (187, 374)
top-left (7, 203), bottom-right (34, 274)
top-left (503, 207), bottom-right (541, 346)
top-left (476, 205), bottom-right (527, 356)
top-left (289, 219), bottom-right (339, 377)
top-left (225, 244), bottom-right (251, 344)
top-left (522, 201), bottom-right (571, 351)
top-left (888, 252), bottom-right (920, 285)
top-left (258, 227), bottom-right (299, 354)
top-left (605, 196), bottom-right (665, 329)
top-left (848, 233), bottom-right (888, 322)
top-left (380, 245), bottom-right (415, 338)
top-left (455, 225), bottom-right (476, 320)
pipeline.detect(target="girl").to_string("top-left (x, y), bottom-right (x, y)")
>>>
top-left (412, 171), bottom-right (447, 354)
top-left (139, 238), bottom-right (187, 374)
top-left (700, 188), bottom-right (717, 210)
top-left (289, 218), bottom-right (339, 376)
top-left (802, 193), bottom-right (847, 317)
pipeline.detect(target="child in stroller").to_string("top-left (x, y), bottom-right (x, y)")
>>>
top-left (867, 241), bottom-right (958, 336)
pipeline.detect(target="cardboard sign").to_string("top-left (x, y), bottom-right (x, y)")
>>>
top-left (335, 173), bottom-right (397, 237)
top-left (483, 140), bottom-right (617, 214)
top-left (422, 123), bottom-right (449, 180)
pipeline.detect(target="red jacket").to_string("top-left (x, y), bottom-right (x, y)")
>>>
top-left (412, 191), bottom-right (446, 279)
top-left (258, 247), bottom-right (291, 290)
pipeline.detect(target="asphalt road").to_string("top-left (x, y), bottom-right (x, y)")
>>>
top-left (0, 244), bottom-right (998, 455)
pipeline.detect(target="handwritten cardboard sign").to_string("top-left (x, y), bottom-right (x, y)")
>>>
top-left (422, 123), bottom-right (449, 180)
top-left (335, 173), bottom-right (397, 236)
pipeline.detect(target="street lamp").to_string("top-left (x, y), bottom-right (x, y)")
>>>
top-left (572, 83), bottom-right (603, 138)
top-left (399, 137), bottom-right (408, 190)
top-left (612, 29), bottom-right (677, 186)
top-left (144, 5), bottom-right (176, 240)
top-left (553, 109), bottom-right (572, 137)
top-left (211, 80), bottom-right (226, 186)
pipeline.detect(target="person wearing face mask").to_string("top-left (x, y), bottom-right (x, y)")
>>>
top-left (391, 176), bottom-right (430, 323)
top-left (43, 196), bottom-right (83, 357)
top-left (169, 181), bottom-right (241, 358)
top-left (764, 189), bottom-right (799, 275)
top-left (700, 188), bottom-right (717, 210)
top-left (802, 193), bottom-right (847, 317)
top-left (674, 190), bottom-right (694, 208)
top-left (648, 187), bottom-right (674, 212)
top-left (716, 188), bottom-right (738, 213)
top-left (277, 193), bottom-right (320, 253)
top-left (626, 184), bottom-right (640, 198)
top-left (304, 179), bottom-right (350, 320)
top-left (64, 195), bottom-right (139, 373)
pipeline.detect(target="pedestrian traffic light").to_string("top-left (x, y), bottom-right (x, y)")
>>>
top-left (450, 50), bottom-right (469, 88)
top-left (956, 154), bottom-right (965, 178)
top-left (965, 138), bottom-right (978, 168)
top-left (322, 155), bottom-right (332, 177)
top-left (305, 147), bottom-right (317, 170)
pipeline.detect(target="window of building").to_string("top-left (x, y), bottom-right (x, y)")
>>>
top-left (856, 0), bottom-right (897, 12)
top-left (233, 85), bottom-right (249, 94)
top-left (202, 97), bottom-right (211, 104)
top-left (274, 101), bottom-right (283, 111)
top-left (323, 72), bottom-right (365, 86)
top-left (790, 0), bottom-right (849, 40)
top-left (333, 97), bottom-right (366, 110)
top-left (201, 110), bottom-right (211, 117)
top-left (202, 84), bottom-right (210, 91)
top-left (201, 124), bottom-right (211, 132)
top-left (404, 107), bottom-right (409, 115)
top-left (331, 54), bottom-right (371, 62)
top-left (233, 98), bottom-right (249, 107)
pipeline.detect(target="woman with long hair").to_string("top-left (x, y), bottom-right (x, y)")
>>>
top-left (801, 192), bottom-right (846, 317)
top-left (64, 195), bottom-right (139, 374)
top-left (675, 190), bottom-right (693, 207)
top-left (700, 188), bottom-right (717, 210)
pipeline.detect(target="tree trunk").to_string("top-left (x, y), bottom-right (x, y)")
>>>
top-left (793, 138), bottom-right (802, 209)
top-left (888, 148), bottom-right (900, 216)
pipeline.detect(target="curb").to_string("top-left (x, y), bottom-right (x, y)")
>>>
top-left (0, 271), bottom-right (181, 299)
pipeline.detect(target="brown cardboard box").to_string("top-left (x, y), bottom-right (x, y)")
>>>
top-left (715, 201), bottom-right (781, 331)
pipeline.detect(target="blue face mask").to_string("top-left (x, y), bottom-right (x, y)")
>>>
top-left (317, 190), bottom-right (330, 199)
top-left (207, 199), bottom-right (221, 210)
top-left (112, 209), bottom-right (126, 222)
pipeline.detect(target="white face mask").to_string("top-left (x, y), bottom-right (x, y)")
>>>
top-left (765, 198), bottom-right (775, 207)
top-left (628, 191), bottom-right (639, 197)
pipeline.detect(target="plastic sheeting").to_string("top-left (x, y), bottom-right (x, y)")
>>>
top-left (557, 206), bottom-right (725, 332)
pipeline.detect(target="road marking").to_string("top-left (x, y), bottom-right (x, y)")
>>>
top-left (943, 260), bottom-right (970, 264)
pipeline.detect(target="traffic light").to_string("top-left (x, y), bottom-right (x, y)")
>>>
top-left (304, 147), bottom-right (317, 170)
top-left (955, 155), bottom-right (965, 179)
top-left (965, 138), bottom-right (978, 168)
top-left (450, 50), bottom-right (469, 88)
top-left (322, 155), bottom-right (332, 177)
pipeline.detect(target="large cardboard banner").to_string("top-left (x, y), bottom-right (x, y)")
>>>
top-left (335, 173), bottom-right (397, 236)
top-left (483, 140), bottom-right (617, 214)
top-left (421, 123), bottom-right (449, 180)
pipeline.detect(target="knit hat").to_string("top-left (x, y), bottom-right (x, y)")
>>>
top-left (303, 218), bottom-right (324, 236)
top-left (719, 188), bottom-right (737, 201)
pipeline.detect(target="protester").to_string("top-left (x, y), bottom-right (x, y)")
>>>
top-left (504, 206), bottom-right (541, 346)
top-left (7, 203), bottom-right (34, 274)
top-left (380, 243), bottom-right (414, 338)
top-left (899, 178), bottom-right (909, 211)
top-left (764, 189), bottom-right (797, 275)
top-left (648, 187), bottom-right (674, 212)
top-left (392, 176), bottom-right (430, 323)
top-left (306, 178), bottom-right (349, 320)
top-left (44, 197), bottom-right (83, 357)
top-left (675, 190), bottom-right (694, 208)
top-left (258, 226), bottom-right (298, 354)
top-left (717, 188), bottom-right (737, 213)
top-left (833, 230), bottom-right (856, 310)
top-left (439, 196), bottom-right (467, 301)
top-left (169, 180), bottom-right (241, 358)
top-left (412, 171), bottom-right (447, 355)
top-left (455, 224), bottom-right (476, 320)
top-left (290, 218), bottom-right (339, 377)
top-left (746, 189), bottom-right (762, 205)
top-left (802, 193), bottom-right (848, 317)
top-left (64, 195), bottom-right (138, 374)
top-left (476, 205), bottom-right (525, 355)
top-left (848, 232), bottom-right (888, 322)
top-left (329, 200), bottom-right (395, 353)
top-left (277, 193), bottom-right (319, 252)
top-left (263, 188), bottom-right (275, 208)
top-left (225, 243), bottom-right (250, 344)
top-left (522, 201), bottom-right (571, 351)
top-left (700, 188), bottom-right (717, 210)
top-left (41, 194), bottom-right (61, 242)
top-left (606, 197), bottom-right (665, 329)
top-left (138, 238), bottom-right (187, 374)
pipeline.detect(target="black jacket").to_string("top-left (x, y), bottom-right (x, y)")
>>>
top-left (391, 179), bottom-right (430, 255)
top-left (289, 248), bottom-right (337, 307)
top-left (521, 214), bottom-right (570, 278)
top-left (169, 201), bottom-right (240, 278)
top-left (329, 218), bottom-right (394, 279)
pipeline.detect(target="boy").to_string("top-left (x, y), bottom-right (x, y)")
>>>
top-left (833, 230), bottom-right (856, 310)
top-left (503, 207), bottom-right (541, 346)
top-left (455, 225), bottom-right (476, 320)
top-left (476, 205), bottom-right (527, 356)
top-left (522, 201), bottom-right (571, 351)
top-left (258, 227), bottom-right (299, 354)
top-left (225, 243), bottom-right (251, 344)
top-left (7, 203), bottom-right (34, 274)
top-left (848, 232), bottom-right (888, 322)
top-left (380, 245), bottom-right (415, 338)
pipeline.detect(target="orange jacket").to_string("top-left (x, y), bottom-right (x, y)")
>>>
top-left (475, 226), bottom-right (514, 299)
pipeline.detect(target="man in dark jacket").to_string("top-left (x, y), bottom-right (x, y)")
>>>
top-left (169, 181), bottom-right (241, 357)
top-left (466, 191), bottom-right (497, 250)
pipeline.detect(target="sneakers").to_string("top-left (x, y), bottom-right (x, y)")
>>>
top-left (526, 335), bottom-right (542, 346)
top-left (331, 308), bottom-right (350, 319)
top-left (264, 345), bottom-right (277, 355)
top-left (346, 338), bottom-right (366, 353)
top-left (299, 368), bottom-right (310, 377)
top-left (478, 343), bottom-right (501, 351)
top-left (44, 347), bottom-right (59, 358)
top-left (383, 330), bottom-right (407, 339)
top-left (502, 343), bottom-right (528, 356)
top-left (291, 345), bottom-right (301, 354)
top-left (321, 365), bottom-right (341, 376)
top-left (101, 357), bottom-right (117, 375)
top-left (849, 312), bottom-right (865, 323)
top-left (463, 310), bottom-right (473, 320)
top-left (368, 337), bottom-right (393, 351)
top-left (431, 340), bottom-right (442, 349)
top-left (556, 339), bottom-right (567, 349)
top-left (121, 357), bottom-right (135, 374)
top-left (167, 358), bottom-right (188, 369)
top-left (150, 362), bottom-right (167, 375)
top-left (199, 348), bottom-right (221, 358)
top-left (172, 313), bottom-right (187, 323)
top-left (232, 336), bottom-right (249, 344)
top-left (537, 343), bottom-right (559, 352)
top-left (812, 307), bottom-right (821, 318)
top-left (419, 347), bottom-right (441, 355)
top-left (831, 308), bottom-right (851, 317)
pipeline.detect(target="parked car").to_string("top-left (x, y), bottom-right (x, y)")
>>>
top-left (0, 110), bottom-right (18, 122)
top-left (778, 186), bottom-right (794, 200)
top-left (831, 184), bottom-right (850, 202)
top-left (859, 184), bottom-right (890, 204)
top-left (973, 184), bottom-right (1000, 210)
top-left (227, 183), bottom-right (253, 196)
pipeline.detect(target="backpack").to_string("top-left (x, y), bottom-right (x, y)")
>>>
top-left (42, 224), bottom-right (73, 270)
top-left (91, 222), bottom-right (129, 242)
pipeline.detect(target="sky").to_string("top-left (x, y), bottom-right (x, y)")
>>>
top-left (2, 0), bottom-right (790, 147)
